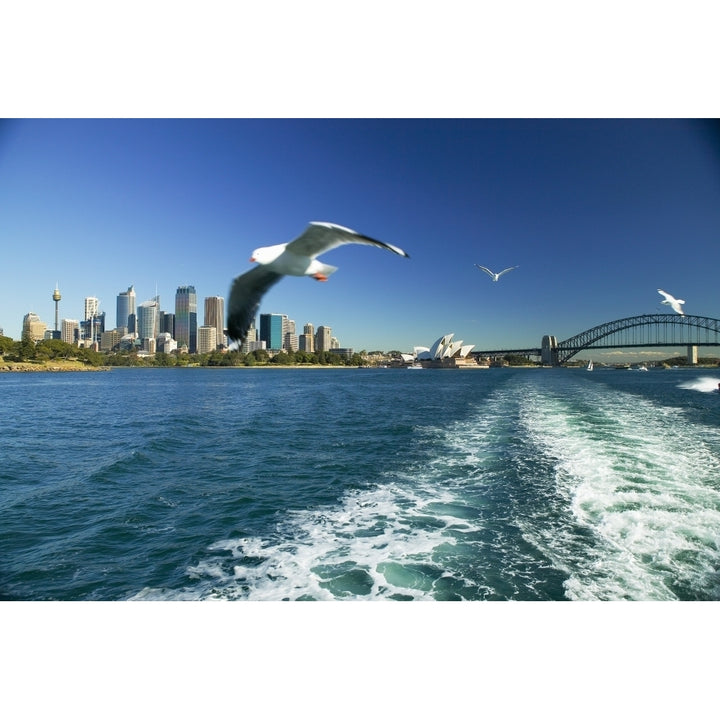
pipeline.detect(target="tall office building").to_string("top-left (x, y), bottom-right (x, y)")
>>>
top-left (160, 311), bottom-right (174, 337)
top-left (315, 325), bottom-right (332, 352)
top-left (175, 286), bottom-right (198, 353)
top-left (260, 313), bottom-right (286, 351)
top-left (197, 325), bottom-right (218, 354)
top-left (204, 296), bottom-right (225, 350)
top-left (137, 300), bottom-right (159, 341)
top-left (61, 319), bottom-right (79, 344)
top-left (84, 297), bottom-right (99, 320)
top-left (22, 312), bottom-right (47, 342)
top-left (116, 285), bottom-right (136, 332)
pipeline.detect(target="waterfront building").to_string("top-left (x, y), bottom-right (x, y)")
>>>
top-left (240, 321), bottom-right (257, 354)
top-left (315, 325), bottom-right (332, 352)
top-left (100, 329), bottom-right (122, 351)
top-left (22, 312), bottom-right (47, 342)
top-left (298, 333), bottom-right (314, 353)
top-left (84, 296), bottom-right (99, 321)
top-left (197, 325), bottom-right (218, 354)
top-left (137, 300), bottom-right (159, 341)
top-left (284, 332), bottom-right (299, 352)
top-left (175, 286), bottom-right (198, 353)
top-left (157, 332), bottom-right (177, 354)
top-left (159, 311), bottom-right (174, 337)
top-left (260, 313), bottom-right (286, 351)
top-left (116, 286), bottom-right (136, 332)
top-left (61, 319), bottom-right (79, 344)
top-left (410, 333), bottom-right (477, 368)
top-left (204, 296), bottom-right (225, 349)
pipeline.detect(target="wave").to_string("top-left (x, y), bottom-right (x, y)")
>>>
top-left (678, 376), bottom-right (720, 393)
top-left (517, 377), bottom-right (720, 600)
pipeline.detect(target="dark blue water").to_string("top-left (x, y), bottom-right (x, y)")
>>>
top-left (2, 366), bottom-right (720, 600)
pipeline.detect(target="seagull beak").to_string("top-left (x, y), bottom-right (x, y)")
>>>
top-left (249, 257), bottom-right (256, 262)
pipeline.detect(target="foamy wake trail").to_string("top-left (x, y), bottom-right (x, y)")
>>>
top-left (177, 481), bottom-right (476, 601)
top-left (133, 395), bottom-right (523, 601)
top-left (518, 380), bottom-right (720, 600)
top-left (678, 376), bottom-right (720, 393)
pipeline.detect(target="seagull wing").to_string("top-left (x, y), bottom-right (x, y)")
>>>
top-left (658, 289), bottom-right (674, 302)
top-left (287, 221), bottom-right (409, 259)
top-left (497, 266), bottom-right (519, 277)
top-left (475, 264), bottom-right (496, 278)
top-left (227, 265), bottom-right (284, 343)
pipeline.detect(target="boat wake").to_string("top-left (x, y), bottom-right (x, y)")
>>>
top-left (678, 376), bottom-right (720, 393)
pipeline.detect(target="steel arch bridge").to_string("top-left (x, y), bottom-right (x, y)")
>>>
top-left (472, 314), bottom-right (720, 365)
top-left (555, 314), bottom-right (720, 364)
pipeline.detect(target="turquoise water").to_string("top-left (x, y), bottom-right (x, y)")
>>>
top-left (2, 366), bottom-right (720, 600)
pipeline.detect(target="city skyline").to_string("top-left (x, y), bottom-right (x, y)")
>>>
top-left (11, 282), bottom-right (351, 355)
top-left (1, 119), bottom-right (719, 361)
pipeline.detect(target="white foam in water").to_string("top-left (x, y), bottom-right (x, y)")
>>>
top-left (518, 380), bottom-right (720, 600)
top-left (678, 376), bottom-right (720, 393)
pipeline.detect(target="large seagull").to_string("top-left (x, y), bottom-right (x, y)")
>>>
top-left (658, 288), bottom-right (685, 315)
top-left (475, 264), bottom-right (519, 282)
top-left (227, 222), bottom-right (409, 344)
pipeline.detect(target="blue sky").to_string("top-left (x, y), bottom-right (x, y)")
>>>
top-left (2, 118), bottom-right (719, 357)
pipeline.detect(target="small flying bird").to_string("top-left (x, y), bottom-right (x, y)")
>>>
top-left (657, 288), bottom-right (685, 315)
top-left (475, 264), bottom-right (519, 282)
top-left (227, 221), bottom-right (409, 344)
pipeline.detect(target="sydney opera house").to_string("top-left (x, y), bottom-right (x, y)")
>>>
top-left (401, 333), bottom-right (485, 368)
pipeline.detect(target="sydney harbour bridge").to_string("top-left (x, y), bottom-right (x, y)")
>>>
top-left (472, 314), bottom-right (720, 366)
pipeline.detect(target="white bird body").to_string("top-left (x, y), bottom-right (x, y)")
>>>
top-left (475, 264), bottom-right (518, 282)
top-left (658, 288), bottom-right (685, 315)
top-left (227, 222), bottom-right (409, 344)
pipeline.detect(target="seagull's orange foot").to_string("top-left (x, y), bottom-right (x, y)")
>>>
top-left (312, 273), bottom-right (329, 282)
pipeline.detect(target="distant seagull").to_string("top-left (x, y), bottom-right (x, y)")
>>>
top-left (658, 288), bottom-right (685, 315)
top-left (227, 222), bottom-right (409, 344)
top-left (475, 264), bottom-right (519, 282)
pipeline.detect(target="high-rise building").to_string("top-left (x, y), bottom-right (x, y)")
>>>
top-left (298, 333), bottom-right (314, 352)
top-left (315, 325), bottom-right (332, 352)
top-left (22, 312), bottom-right (47, 342)
top-left (260, 313), bottom-right (286, 351)
top-left (240, 321), bottom-right (257, 354)
top-left (160, 311), bottom-right (174, 337)
top-left (197, 325), bottom-right (218, 354)
top-left (84, 297), bottom-right (99, 321)
top-left (175, 286), bottom-right (197, 353)
top-left (204, 296), bottom-right (225, 349)
top-left (61, 319), bottom-right (79, 344)
top-left (137, 300), bottom-right (159, 341)
top-left (116, 285), bottom-right (136, 332)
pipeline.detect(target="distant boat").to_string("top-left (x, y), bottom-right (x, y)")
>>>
top-left (637, 365), bottom-right (648, 372)
top-left (586, 360), bottom-right (593, 371)
top-left (407, 363), bottom-right (424, 370)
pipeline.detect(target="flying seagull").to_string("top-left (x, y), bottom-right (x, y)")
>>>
top-left (475, 264), bottom-right (519, 282)
top-left (658, 288), bottom-right (685, 315)
top-left (227, 222), bottom-right (409, 344)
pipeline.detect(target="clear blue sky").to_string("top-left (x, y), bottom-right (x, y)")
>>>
top-left (2, 119), bottom-right (719, 356)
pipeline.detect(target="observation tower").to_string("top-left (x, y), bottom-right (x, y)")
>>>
top-left (52, 284), bottom-right (61, 332)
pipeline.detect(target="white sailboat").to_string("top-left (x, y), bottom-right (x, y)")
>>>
top-left (586, 359), bottom-right (593, 371)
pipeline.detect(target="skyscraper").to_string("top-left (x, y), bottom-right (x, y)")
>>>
top-left (175, 285), bottom-right (197, 353)
top-left (22, 312), bottom-right (47, 342)
top-left (203, 296), bottom-right (225, 350)
top-left (137, 299), bottom-right (159, 341)
top-left (260, 313), bottom-right (285, 351)
top-left (315, 325), bottom-right (332, 352)
top-left (116, 285), bottom-right (136, 332)
top-left (197, 325), bottom-right (218, 354)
